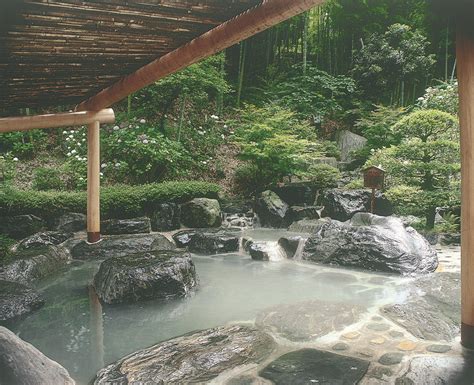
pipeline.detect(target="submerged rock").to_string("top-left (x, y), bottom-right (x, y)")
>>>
top-left (382, 272), bottom-right (460, 341)
top-left (259, 348), bottom-right (369, 385)
top-left (0, 245), bottom-right (70, 283)
top-left (248, 242), bottom-right (270, 261)
top-left (49, 212), bottom-right (86, 232)
top-left (17, 231), bottom-right (73, 250)
top-left (70, 233), bottom-right (175, 260)
top-left (172, 229), bottom-right (240, 255)
top-left (93, 249), bottom-right (197, 304)
top-left (181, 198), bottom-right (221, 228)
top-left (396, 355), bottom-right (474, 384)
top-left (320, 189), bottom-right (393, 221)
top-left (93, 325), bottom-right (275, 384)
top-left (0, 326), bottom-right (75, 385)
top-left (256, 300), bottom-right (366, 341)
top-left (101, 217), bottom-right (151, 235)
top-left (150, 203), bottom-right (181, 231)
top-left (302, 213), bottom-right (438, 275)
top-left (255, 190), bottom-right (289, 228)
top-left (0, 280), bottom-right (44, 323)
top-left (0, 214), bottom-right (46, 240)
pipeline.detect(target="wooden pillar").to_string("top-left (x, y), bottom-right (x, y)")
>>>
top-left (458, 26), bottom-right (474, 349)
top-left (87, 120), bottom-right (101, 243)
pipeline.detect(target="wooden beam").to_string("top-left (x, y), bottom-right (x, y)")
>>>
top-left (458, 25), bottom-right (474, 349)
top-left (77, 0), bottom-right (324, 111)
top-left (0, 109), bottom-right (115, 133)
top-left (87, 120), bottom-right (101, 244)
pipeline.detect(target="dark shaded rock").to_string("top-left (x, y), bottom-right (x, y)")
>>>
top-left (0, 246), bottom-right (70, 283)
top-left (220, 200), bottom-right (253, 214)
top-left (395, 355), bottom-right (474, 385)
top-left (248, 243), bottom-right (270, 261)
top-left (284, 205), bottom-right (322, 225)
top-left (426, 344), bottom-right (451, 353)
top-left (150, 203), bottom-right (181, 231)
top-left (255, 191), bottom-right (289, 228)
top-left (93, 325), bottom-right (275, 385)
top-left (439, 233), bottom-right (461, 246)
top-left (302, 213), bottom-right (438, 275)
top-left (320, 189), bottom-right (393, 221)
top-left (256, 300), bottom-right (366, 342)
top-left (17, 231), bottom-right (73, 250)
top-left (0, 280), bottom-right (44, 323)
top-left (101, 217), bottom-right (151, 235)
top-left (0, 215), bottom-right (46, 240)
top-left (70, 233), bottom-right (175, 260)
top-left (278, 236), bottom-right (306, 259)
top-left (332, 342), bottom-right (349, 351)
top-left (419, 231), bottom-right (439, 245)
top-left (0, 326), bottom-right (75, 385)
top-left (259, 349), bottom-right (369, 385)
top-left (379, 352), bottom-right (404, 366)
top-left (50, 212), bottom-right (86, 232)
top-left (287, 218), bottom-right (329, 233)
top-left (271, 183), bottom-right (317, 206)
top-left (382, 272), bottom-right (460, 341)
top-left (93, 249), bottom-right (197, 304)
top-left (181, 198), bottom-right (221, 228)
top-left (172, 229), bottom-right (239, 255)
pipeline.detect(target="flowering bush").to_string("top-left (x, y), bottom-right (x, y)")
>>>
top-left (417, 81), bottom-right (458, 115)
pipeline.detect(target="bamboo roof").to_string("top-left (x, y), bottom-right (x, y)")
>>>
top-left (0, 0), bottom-right (261, 109)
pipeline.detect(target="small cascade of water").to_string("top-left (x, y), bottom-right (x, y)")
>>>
top-left (292, 237), bottom-right (307, 261)
top-left (265, 241), bottom-right (287, 262)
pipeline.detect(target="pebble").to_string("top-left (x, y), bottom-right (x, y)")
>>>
top-left (342, 331), bottom-right (360, 340)
top-left (371, 316), bottom-right (383, 321)
top-left (356, 349), bottom-right (375, 358)
top-left (367, 323), bottom-right (390, 332)
top-left (389, 331), bottom-right (404, 338)
top-left (370, 337), bottom-right (386, 345)
top-left (426, 344), bottom-right (452, 353)
top-left (378, 352), bottom-right (404, 366)
top-left (369, 366), bottom-right (393, 380)
top-left (397, 340), bottom-right (417, 351)
top-left (332, 342), bottom-right (350, 351)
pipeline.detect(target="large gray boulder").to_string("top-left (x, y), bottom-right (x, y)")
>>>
top-left (0, 215), bottom-right (46, 240)
top-left (172, 229), bottom-right (240, 255)
top-left (181, 198), bottom-right (221, 228)
top-left (337, 129), bottom-right (367, 163)
top-left (0, 245), bottom-right (70, 283)
top-left (302, 213), bottom-right (438, 275)
top-left (0, 326), bottom-right (75, 385)
top-left (255, 190), bottom-right (289, 228)
top-left (0, 280), bottom-right (44, 323)
top-left (93, 249), bottom-right (197, 304)
top-left (93, 325), bottom-right (275, 384)
top-left (70, 233), bottom-right (175, 260)
top-left (17, 231), bottom-right (73, 250)
top-left (320, 189), bottom-right (393, 221)
top-left (150, 203), bottom-right (181, 231)
top-left (382, 272), bottom-right (460, 341)
top-left (259, 348), bottom-right (369, 385)
top-left (101, 217), bottom-right (151, 235)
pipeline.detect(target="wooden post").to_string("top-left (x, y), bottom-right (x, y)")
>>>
top-left (458, 26), bottom-right (474, 349)
top-left (87, 120), bottom-right (101, 244)
top-left (371, 188), bottom-right (375, 214)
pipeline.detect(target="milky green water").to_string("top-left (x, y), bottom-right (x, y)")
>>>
top-left (12, 230), bottom-right (407, 384)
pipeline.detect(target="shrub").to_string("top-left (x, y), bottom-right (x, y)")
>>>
top-left (233, 163), bottom-right (262, 196)
top-left (0, 181), bottom-right (219, 219)
top-left (417, 81), bottom-right (458, 115)
top-left (385, 185), bottom-right (425, 216)
top-left (0, 235), bottom-right (15, 265)
top-left (305, 164), bottom-right (341, 189)
top-left (33, 168), bottom-right (64, 191)
top-left (343, 179), bottom-right (364, 190)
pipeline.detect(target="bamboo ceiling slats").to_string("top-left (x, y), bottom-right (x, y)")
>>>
top-left (0, 0), bottom-right (261, 109)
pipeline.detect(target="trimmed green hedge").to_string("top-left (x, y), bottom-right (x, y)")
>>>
top-left (0, 181), bottom-right (220, 219)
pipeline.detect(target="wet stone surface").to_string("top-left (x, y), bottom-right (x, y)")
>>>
top-left (378, 352), bottom-right (404, 366)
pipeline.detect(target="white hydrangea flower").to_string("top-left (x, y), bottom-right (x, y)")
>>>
top-left (113, 126), bottom-right (119, 131)
top-left (71, 150), bottom-right (77, 154)
top-left (13, 157), bottom-right (18, 162)
top-left (140, 119), bottom-right (146, 124)
top-left (101, 163), bottom-right (107, 168)
top-left (143, 139), bottom-right (149, 144)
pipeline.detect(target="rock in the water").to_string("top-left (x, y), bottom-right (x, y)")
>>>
top-left (271, 183), bottom-right (317, 206)
top-left (395, 355), bottom-right (474, 385)
top-left (337, 130), bottom-right (368, 163)
top-left (222, 214), bottom-right (254, 229)
top-left (287, 218), bottom-right (329, 233)
top-left (0, 280), bottom-right (44, 323)
top-left (284, 205), bottom-right (322, 225)
top-left (256, 300), bottom-right (366, 341)
top-left (101, 217), bottom-right (151, 235)
top-left (302, 213), bottom-right (438, 275)
top-left (255, 191), bottom-right (289, 228)
top-left (93, 325), bottom-right (275, 384)
top-left (248, 243), bottom-right (270, 261)
top-left (382, 272), bottom-right (460, 341)
top-left (70, 233), bottom-right (175, 260)
top-left (0, 246), bottom-right (70, 283)
top-left (0, 326), bottom-right (75, 385)
top-left (320, 189), bottom-right (393, 221)
top-left (149, 203), bottom-right (181, 231)
top-left (172, 229), bottom-right (239, 255)
top-left (278, 236), bottom-right (306, 259)
top-left (0, 215), bottom-right (46, 240)
top-left (181, 198), bottom-right (221, 228)
top-left (50, 212), bottom-right (86, 232)
top-left (17, 231), bottom-right (73, 250)
top-left (259, 348), bottom-right (369, 385)
top-left (93, 249), bottom-right (197, 304)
